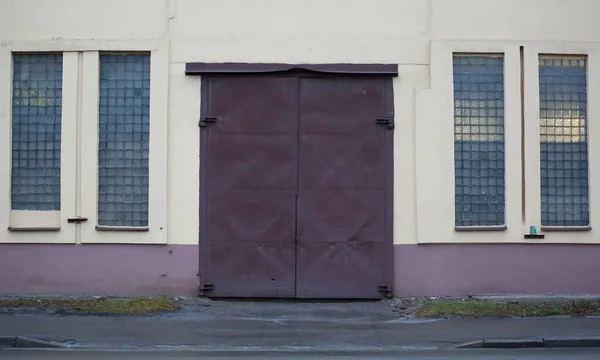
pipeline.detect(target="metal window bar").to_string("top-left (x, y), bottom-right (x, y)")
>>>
top-left (453, 54), bottom-right (506, 227)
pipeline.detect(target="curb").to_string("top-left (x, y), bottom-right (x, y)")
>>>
top-left (456, 337), bottom-right (600, 349)
top-left (0, 336), bottom-right (16, 348)
top-left (544, 337), bottom-right (600, 348)
top-left (0, 336), bottom-right (66, 349)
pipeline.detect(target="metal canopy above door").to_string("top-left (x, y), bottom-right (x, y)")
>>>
top-left (189, 63), bottom-right (396, 299)
top-left (185, 62), bottom-right (398, 76)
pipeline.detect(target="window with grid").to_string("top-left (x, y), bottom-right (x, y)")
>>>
top-left (11, 53), bottom-right (63, 211)
top-left (453, 55), bottom-right (505, 227)
top-left (98, 53), bottom-right (150, 227)
top-left (539, 56), bottom-right (589, 227)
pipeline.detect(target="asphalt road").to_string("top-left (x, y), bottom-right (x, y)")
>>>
top-left (3, 302), bottom-right (600, 351)
top-left (3, 300), bottom-right (600, 358)
top-left (2, 349), bottom-right (600, 359)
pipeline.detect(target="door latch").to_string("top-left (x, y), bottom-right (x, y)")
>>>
top-left (67, 216), bottom-right (88, 224)
top-left (376, 117), bottom-right (395, 130)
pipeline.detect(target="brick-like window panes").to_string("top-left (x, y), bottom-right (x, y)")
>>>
top-left (98, 54), bottom-right (150, 227)
top-left (11, 53), bottom-right (63, 211)
top-left (539, 56), bottom-right (589, 227)
top-left (453, 55), bottom-right (505, 227)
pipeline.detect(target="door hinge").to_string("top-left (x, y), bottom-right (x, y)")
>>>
top-left (378, 285), bottom-right (393, 298)
top-left (67, 216), bottom-right (88, 224)
top-left (376, 117), bottom-right (395, 130)
top-left (198, 283), bottom-right (215, 296)
top-left (199, 116), bottom-right (218, 128)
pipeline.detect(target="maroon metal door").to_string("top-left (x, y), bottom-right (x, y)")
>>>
top-left (295, 77), bottom-right (393, 299)
top-left (199, 71), bottom-right (394, 299)
top-left (200, 76), bottom-right (298, 298)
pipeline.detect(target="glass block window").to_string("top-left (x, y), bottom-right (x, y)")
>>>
top-left (453, 55), bottom-right (505, 227)
top-left (539, 56), bottom-right (589, 227)
top-left (11, 54), bottom-right (63, 211)
top-left (98, 54), bottom-right (150, 227)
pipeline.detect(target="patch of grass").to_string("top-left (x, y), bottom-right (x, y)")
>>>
top-left (417, 300), bottom-right (600, 318)
top-left (0, 297), bottom-right (181, 315)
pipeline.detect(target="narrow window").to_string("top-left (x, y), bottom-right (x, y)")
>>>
top-left (539, 56), bottom-right (589, 227)
top-left (98, 54), bottom-right (150, 227)
top-left (11, 53), bottom-right (63, 211)
top-left (453, 54), bottom-right (505, 227)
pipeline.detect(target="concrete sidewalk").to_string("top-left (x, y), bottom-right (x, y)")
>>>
top-left (1, 300), bottom-right (600, 352)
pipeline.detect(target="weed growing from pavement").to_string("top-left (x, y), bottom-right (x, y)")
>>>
top-left (0, 297), bottom-right (181, 315)
top-left (417, 299), bottom-right (600, 318)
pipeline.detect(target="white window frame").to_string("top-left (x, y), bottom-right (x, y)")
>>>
top-left (416, 40), bottom-right (600, 244)
top-left (415, 41), bottom-right (522, 244)
top-left (80, 46), bottom-right (168, 244)
top-left (523, 42), bottom-right (600, 243)
top-left (0, 40), bottom-right (168, 244)
top-left (0, 49), bottom-right (78, 243)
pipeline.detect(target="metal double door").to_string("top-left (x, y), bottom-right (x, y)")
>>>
top-left (199, 74), bottom-right (393, 299)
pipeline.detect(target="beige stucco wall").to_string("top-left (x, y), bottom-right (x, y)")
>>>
top-left (0, 0), bottom-right (167, 40)
top-left (1, 0), bottom-right (599, 246)
top-left (431, 0), bottom-right (598, 42)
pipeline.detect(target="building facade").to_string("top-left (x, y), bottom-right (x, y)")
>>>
top-left (1, 0), bottom-right (600, 297)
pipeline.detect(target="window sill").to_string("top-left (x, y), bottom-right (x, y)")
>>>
top-left (8, 227), bottom-right (61, 232)
top-left (455, 225), bottom-right (507, 232)
top-left (541, 226), bottom-right (592, 232)
top-left (95, 226), bottom-right (149, 232)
